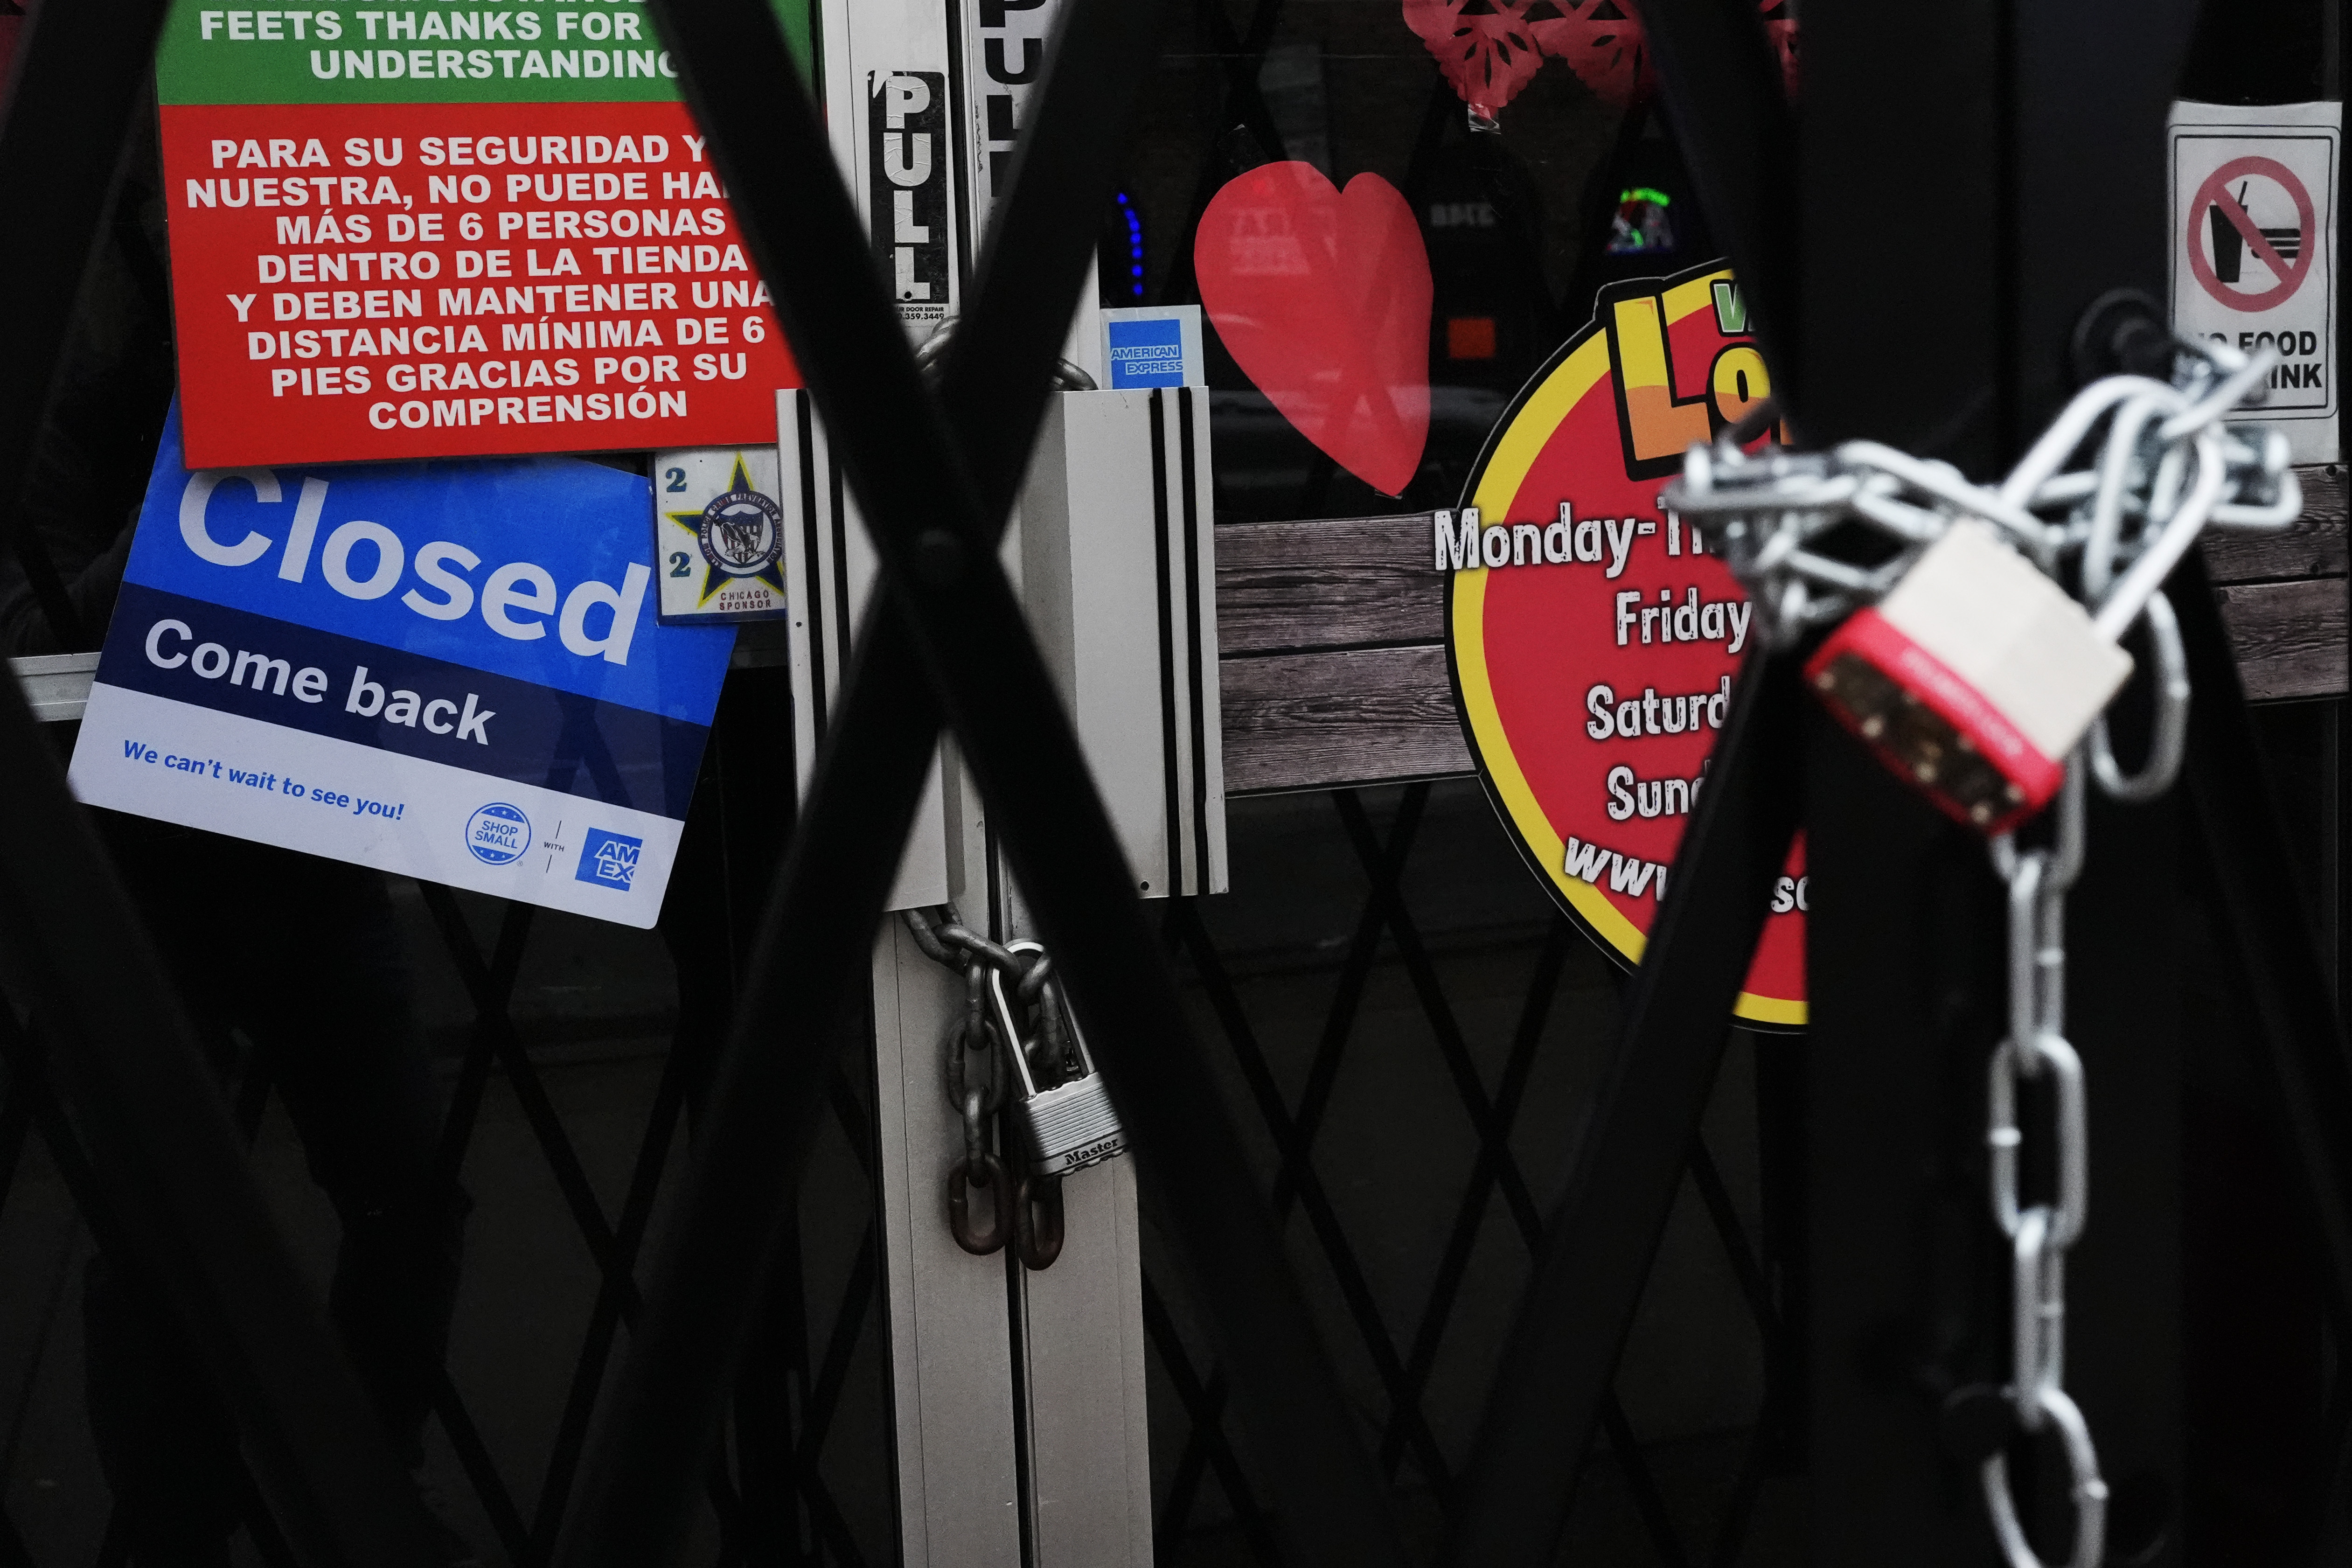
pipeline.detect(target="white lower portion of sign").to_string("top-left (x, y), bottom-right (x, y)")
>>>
top-left (68, 683), bottom-right (684, 929)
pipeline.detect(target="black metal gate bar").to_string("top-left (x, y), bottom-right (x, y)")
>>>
top-left (407, 883), bottom-right (769, 1565)
top-left (0, 0), bottom-right (456, 1555)
top-left (555, 628), bottom-right (938, 1568)
top-left (1378, 914), bottom-right (1578, 1481)
top-left (524, 997), bottom-right (703, 1555)
top-left (1138, 1271), bottom-right (1279, 1561)
top-left (559, 0), bottom-right (1410, 1564)
top-left (426, 905), bottom-right (537, 1204)
top-left (1782, 0), bottom-right (2009, 1555)
top-left (2173, 547), bottom-right (2352, 1559)
top-left (0, 0), bottom-right (163, 651)
top-left (538, 21), bottom-right (1057, 1568)
top-left (1153, 794), bottom-right (1779, 1568)
top-left (771, 1220), bottom-right (881, 1566)
top-left (1327, 787), bottom-right (1750, 1554)
top-left (1635, 0), bottom-right (1803, 422)
top-left (1168, 789), bottom-right (1458, 1494)
top-left (0, 985), bottom-right (387, 1567)
top-left (0, 1073), bottom-right (31, 1242)
top-left (1798, 723), bottom-right (2011, 1565)
top-left (1802, 0), bottom-right (2216, 1561)
top-left (1156, 0), bottom-right (1295, 316)
top-left (1444, 648), bottom-right (1804, 1568)
top-left (1784, 6), bottom-right (2009, 1557)
top-left (0, 467), bottom-right (438, 1565)
top-left (2175, 549), bottom-right (2352, 1336)
top-left (1433, 0), bottom-right (1813, 1551)
top-left (419, 890), bottom-right (637, 1293)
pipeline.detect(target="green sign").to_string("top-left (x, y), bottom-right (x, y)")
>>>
top-left (156, 0), bottom-right (813, 106)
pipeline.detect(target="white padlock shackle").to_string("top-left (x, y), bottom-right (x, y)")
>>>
top-left (987, 938), bottom-right (1100, 1098)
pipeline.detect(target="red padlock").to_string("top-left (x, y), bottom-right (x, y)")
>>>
top-left (1805, 521), bottom-right (2131, 832)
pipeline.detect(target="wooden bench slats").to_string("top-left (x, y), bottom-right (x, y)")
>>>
top-left (1216, 466), bottom-right (2347, 794)
top-left (1219, 645), bottom-right (1471, 794)
top-left (2217, 577), bottom-right (2350, 702)
top-left (1213, 512), bottom-right (1443, 655)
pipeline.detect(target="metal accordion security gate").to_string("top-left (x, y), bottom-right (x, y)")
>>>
top-left (0, 0), bottom-right (2349, 1565)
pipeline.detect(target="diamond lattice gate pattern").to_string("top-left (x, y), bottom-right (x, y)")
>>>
top-left (0, 676), bottom-right (898, 1568)
top-left (1142, 782), bottom-right (1805, 1567)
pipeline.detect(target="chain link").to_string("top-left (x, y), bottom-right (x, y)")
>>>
top-left (904, 904), bottom-right (1073, 1267)
top-left (1664, 338), bottom-right (2299, 655)
top-left (1982, 765), bottom-right (2105, 1568)
top-left (1660, 333), bottom-right (2299, 1568)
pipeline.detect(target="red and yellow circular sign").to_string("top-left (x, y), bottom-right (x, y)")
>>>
top-left (1449, 260), bottom-right (1805, 1028)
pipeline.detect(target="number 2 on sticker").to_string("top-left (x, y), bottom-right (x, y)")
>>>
top-left (665, 468), bottom-right (687, 492)
top-left (669, 551), bottom-right (691, 577)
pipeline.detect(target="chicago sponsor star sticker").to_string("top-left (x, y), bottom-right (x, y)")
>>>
top-left (669, 455), bottom-right (785, 606)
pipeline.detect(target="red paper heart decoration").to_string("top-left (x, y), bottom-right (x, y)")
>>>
top-left (1195, 163), bottom-right (1433, 498)
top-left (1526, 0), bottom-right (1654, 107)
top-left (1402, 0), bottom-right (1548, 121)
top-left (1522, 0), bottom-right (1799, 109)
top-left (1410, 0), bottom-right (1800, 118)
top-left (1759, 0), bottom-right (1799, 97)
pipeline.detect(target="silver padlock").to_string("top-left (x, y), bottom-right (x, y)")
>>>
top-left (988, 941), bottom-right (1127, 1177)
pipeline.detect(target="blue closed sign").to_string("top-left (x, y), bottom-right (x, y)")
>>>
top-left (68, 405), bottom-right (734, 927)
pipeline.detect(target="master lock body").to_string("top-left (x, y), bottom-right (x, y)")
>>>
top-left (989, 942), bottom-right (1128, 1178)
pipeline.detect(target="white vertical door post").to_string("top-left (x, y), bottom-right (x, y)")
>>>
top-left (778, 376), bottom-right (1016, 1563)
top-left (792, 5), bottom-right (1219, 1561)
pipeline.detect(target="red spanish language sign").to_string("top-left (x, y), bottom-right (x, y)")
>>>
top-left (1448, 260), bottom-right (1804, 1028)
top-left (154, 0), bottom-right (800, 467)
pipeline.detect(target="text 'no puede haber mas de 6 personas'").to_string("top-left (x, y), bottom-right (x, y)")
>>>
top-left (155, 0), bottom-right (803, 465)
top-left (189, 130), bottom-right (773, 422)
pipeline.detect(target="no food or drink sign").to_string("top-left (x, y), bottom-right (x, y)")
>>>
top-left (153, 0), bottom-right (802, 467)
top-left (2169, 100), bottom-right (2339, 463)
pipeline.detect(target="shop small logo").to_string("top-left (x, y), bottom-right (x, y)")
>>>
top-left (465, 802), bottom-right (531, 865)
top-left (576, 827), bottom-right (643, 890)
top-left (669, 455), bottom-right (784, 605)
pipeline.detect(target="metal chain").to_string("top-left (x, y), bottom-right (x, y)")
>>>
top-left (1665, 338), bottom-right (2300, 655)
top-left (904, 904), bottom-right (1071, 1268)
top-left (1983, 764), bottom-right (2103, 1568)
top-left (1659, 333), bottom-right (2298, 1568)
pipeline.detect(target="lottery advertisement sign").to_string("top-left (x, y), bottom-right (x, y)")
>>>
top-left (154, 0), bottom-right (801, 468)
top-left (1447, 261), bottom-right (1804, 1028)
top-left (65, 406), bottom-right (735, 927)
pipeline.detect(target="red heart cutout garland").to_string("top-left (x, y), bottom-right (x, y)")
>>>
top-left (1401, 0), bottom-right (1548, 120)
top-left (1406, 0), bottom-right (1799, 117)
